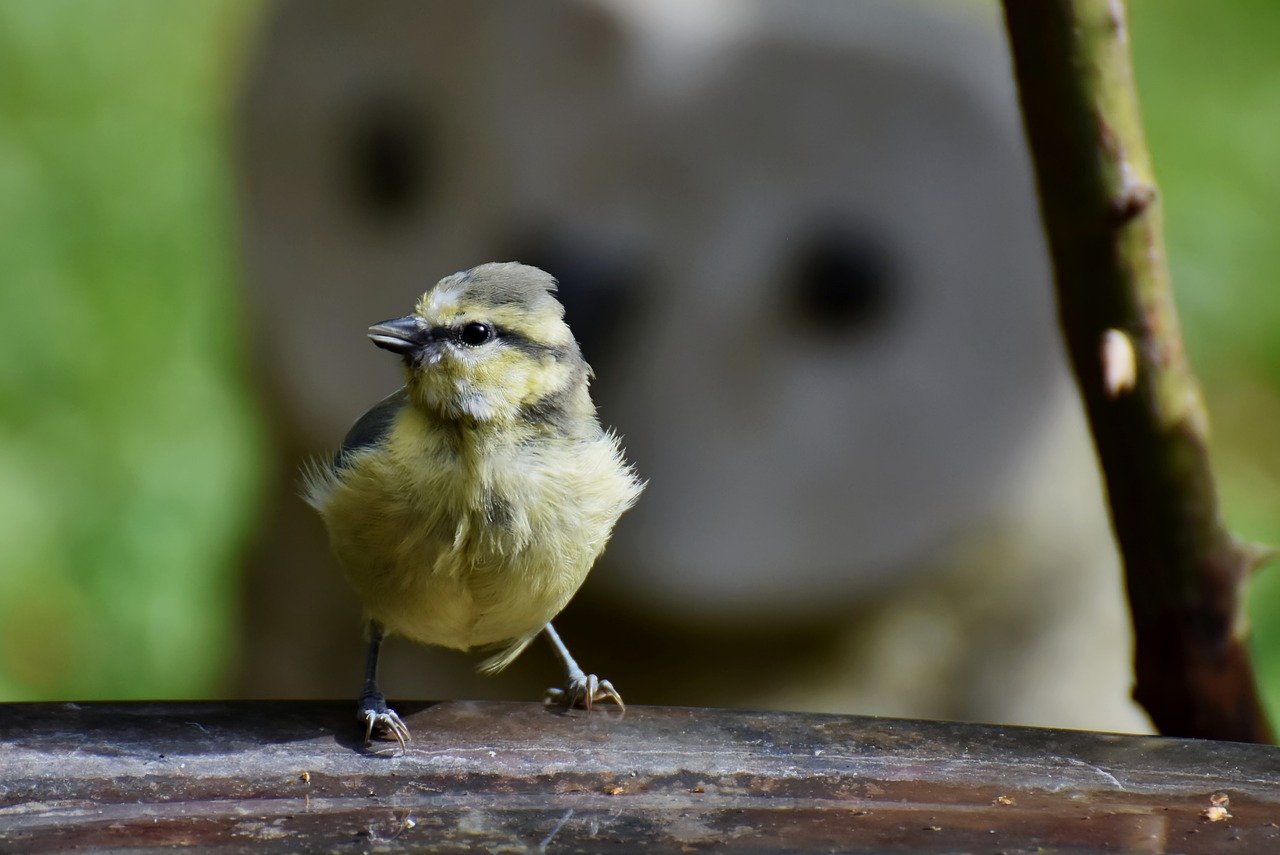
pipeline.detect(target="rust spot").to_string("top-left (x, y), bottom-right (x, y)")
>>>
top-left (1202, 792), bottom-right (1232, 822)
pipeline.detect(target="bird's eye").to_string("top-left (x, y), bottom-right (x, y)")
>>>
top-left (459, 322), bottom-right (494, 346)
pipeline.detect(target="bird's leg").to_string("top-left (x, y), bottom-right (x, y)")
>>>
top-left (542, 622), bottom-right (624, 712)
top-left (357, 622), bottom-right (410, 748)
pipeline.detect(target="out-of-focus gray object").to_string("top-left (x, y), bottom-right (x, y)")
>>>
top-left (595, 0), bottom-right (1058, 618)
top-left (240, 0), bottom-right (635, 433)
top-left (237, 0), bottom-right (1145, 732)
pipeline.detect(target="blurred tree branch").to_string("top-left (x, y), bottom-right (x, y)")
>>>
top-left (1002, 0), bottom-right (1273, 742)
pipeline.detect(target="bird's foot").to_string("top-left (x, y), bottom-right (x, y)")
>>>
top-left (358, 692), bottom-right (411, 749)
top-left (545, 672), bottom-right (624, 712)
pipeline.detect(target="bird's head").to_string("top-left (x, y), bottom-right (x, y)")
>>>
top-left (368, 262), bottom-right (592, 428)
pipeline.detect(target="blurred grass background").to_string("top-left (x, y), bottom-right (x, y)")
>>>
top-left (1, 0), bottom-right (1279, 721)
top-left (0, 0), bottom-right (265, 699)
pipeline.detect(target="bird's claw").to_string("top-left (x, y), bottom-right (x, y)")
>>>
top-left (358, 695), bottom-right (411, 750)
top-left (545, 673), bottom-right (625, 713)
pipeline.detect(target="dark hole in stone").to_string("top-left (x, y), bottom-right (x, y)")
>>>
top-left (345, 100), bottom-right (433, 224)
top-left (789, 226), bottom-right (896, 336)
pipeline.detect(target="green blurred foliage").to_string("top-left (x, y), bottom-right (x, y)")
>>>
top-left (0, 0), bottom-right (264, 699)
top-left (1129, 0), bottom-right (1280, 720)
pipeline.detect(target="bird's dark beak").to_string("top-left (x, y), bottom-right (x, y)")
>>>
top-left (368, 315), bottom-right (431, 355)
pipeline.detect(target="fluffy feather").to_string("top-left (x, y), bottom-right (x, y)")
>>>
top-left (309, 263), bottom-right (644, 674)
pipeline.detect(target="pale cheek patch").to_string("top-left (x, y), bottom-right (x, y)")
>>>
top-left (472, 354), bottom-right (537, 415)
top-left (520, 358), bottom-right (574, 404)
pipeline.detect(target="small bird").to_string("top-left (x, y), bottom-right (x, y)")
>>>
top-left (304, 262), bottom-right (644, 746)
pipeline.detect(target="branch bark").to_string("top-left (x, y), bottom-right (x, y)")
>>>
top-left (1001, 0), bottom-right (1272, 742)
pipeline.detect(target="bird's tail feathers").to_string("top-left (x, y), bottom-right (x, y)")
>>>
top-left (478, 633), bottom-right (537, 674)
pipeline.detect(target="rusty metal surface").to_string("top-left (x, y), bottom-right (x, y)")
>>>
top-left (1, 701), bottom-right (1278, 852)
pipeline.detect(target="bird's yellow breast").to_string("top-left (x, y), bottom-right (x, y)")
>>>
top-left (315, 407), bottom-right (639, 656)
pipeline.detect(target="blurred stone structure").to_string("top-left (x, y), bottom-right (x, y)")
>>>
top-left (235, 0), bottom-right (1148, 732)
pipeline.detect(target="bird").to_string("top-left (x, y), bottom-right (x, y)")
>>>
top-left (304, 262), bottom-right (644, 747)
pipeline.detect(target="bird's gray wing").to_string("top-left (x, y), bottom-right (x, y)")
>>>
top-left (334, 387), bottom-right (409, 469)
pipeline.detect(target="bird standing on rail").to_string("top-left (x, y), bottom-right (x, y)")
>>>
top-left (305, 263), bottom-right (644, 746)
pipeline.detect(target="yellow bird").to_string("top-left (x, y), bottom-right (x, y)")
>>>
top-left (305, 262), bottom-right (644, 746)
